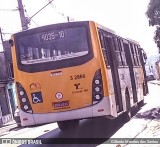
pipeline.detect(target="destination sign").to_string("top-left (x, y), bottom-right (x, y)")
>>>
top-left (39, 30), bottom-right (65, 43)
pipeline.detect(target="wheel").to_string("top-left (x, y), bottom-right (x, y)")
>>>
top-left (125, 90), bottom-right (131, 121)
top-left (143, 82), bottom-right (149, 96)
top-left (143, 83), bottom-right (146, 96)
top-left (138, 99), bottom-right (144, 107)
top-left (57, 119), bottom-right (79, 131)
top-left (14, 116), bottom-right (21, 127)
top-left (17, 123), bottom-right (21, 127)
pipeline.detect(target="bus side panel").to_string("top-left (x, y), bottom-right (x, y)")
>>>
top-left (11, 36), bottom-right (21, 109)
top-left (118, 68), bottom-right (134, 110)
top-left (90, 22), bottom-right (117, 117)
top-left (92, 97), bottom-right (111, 117)
top-left (90, 22), bottom-right (110, 97)
top-left (105, 69), bottom-right (118, 117)
top-left (133, 67), bottom-right (144, 102)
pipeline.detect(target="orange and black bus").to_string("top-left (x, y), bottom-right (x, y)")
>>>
top-left (10, 21), bottom-right (148, 130)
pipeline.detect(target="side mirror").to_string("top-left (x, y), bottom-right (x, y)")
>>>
top-left (9, 39), bottom-right (14, 47)
top-left (143, 53), bottom-right (147, 64)
top-left (139, 48), bottom-right (147, 64)
top-left (143, 53), bottom-right (147, 60)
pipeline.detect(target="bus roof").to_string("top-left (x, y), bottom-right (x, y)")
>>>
top-left (126, 38), bottom-right (140, 45)
top-left (96, 23), bottom-right (116, 34)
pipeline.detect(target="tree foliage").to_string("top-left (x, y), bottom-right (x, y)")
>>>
top-left (146, 0), bottom-right (160, 50)
top-left (146, 0), bottom-right (160, 26)
top-left (154, 27), bottom-right (160, 47)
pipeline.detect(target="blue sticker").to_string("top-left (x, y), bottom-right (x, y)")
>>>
top-left (31, 92), bottom-right (43, 104)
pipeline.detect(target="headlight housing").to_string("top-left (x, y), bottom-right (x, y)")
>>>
top-left (16, 82), bottom-right (33, 113)
top-left (92, 69), bottom-right (104, 104)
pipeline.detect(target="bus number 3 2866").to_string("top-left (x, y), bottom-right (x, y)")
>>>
top-left (70, 74), bottom-right (86, 80)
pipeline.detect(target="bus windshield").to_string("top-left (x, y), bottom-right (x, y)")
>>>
top-left (18, 27), bottom-right (89, 65)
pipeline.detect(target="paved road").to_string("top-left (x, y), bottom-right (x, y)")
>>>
top-left (1, 115), bottom-right (126, 147)
top-left (98, 82), bottom-right (160, 147)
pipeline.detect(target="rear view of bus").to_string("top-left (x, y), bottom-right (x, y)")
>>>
top-left (10, 21), bottom-right (111, 130)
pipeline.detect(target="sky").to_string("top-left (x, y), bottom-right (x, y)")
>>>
top-left (0, 0), bottom-right (158, 57)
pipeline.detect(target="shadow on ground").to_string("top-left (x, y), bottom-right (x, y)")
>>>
top-left (17, 103), bottom-right (145, 147)
top-left (19, 115), bottom-right (128, 147)
top-left (133, 107), bottom-right (160, 120)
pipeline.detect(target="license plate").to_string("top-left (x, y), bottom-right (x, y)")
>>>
top-left (53, 101), bottom-right (69, 108)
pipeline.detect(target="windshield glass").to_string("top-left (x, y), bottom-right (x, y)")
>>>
top-left (18, 27), bottom-right (89, 65)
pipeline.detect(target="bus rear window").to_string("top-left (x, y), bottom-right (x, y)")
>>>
top-left (18, 27), bottom-right (89, 65)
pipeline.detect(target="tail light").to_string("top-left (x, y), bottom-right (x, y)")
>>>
top-left (92, 69), bottom-right (104, 104)
top-left (16, 82), bottom-right (33, 113)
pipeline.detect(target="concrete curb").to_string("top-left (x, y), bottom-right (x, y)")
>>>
top-left (148, 80), bottom-right (160, 85)
top-left (0, 120), bottom-right (18, 136)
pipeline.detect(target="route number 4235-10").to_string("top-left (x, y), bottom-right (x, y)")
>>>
top-left (70, 74), bottom-right (85, 80)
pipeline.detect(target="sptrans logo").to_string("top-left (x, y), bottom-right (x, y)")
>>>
top-left (55, 92), bottom-right (63, 100)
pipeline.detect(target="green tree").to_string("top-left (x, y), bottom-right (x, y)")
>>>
top-left (146, 0), bottom-right (160, 51)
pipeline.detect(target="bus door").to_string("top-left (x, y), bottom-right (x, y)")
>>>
top-left (103, 35), bottom-right (123, 113)
top-left (123, 42), bottom-right (138, 103)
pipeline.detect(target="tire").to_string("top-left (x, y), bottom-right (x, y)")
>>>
top-left (17, 123), bottom-right (21, 127)
top-left (143, 83), bottom-right (147, 96)
top-left (14, 116), bottom-right (21, 127)
top-left (125, 90), bottom-right (131, 121)
top-left (138, 99), bottom-right (144, 107)
top-left (57, 119), bottom-right (79, 131)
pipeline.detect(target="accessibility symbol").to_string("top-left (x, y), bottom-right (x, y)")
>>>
top-left (31, 92), bottom-right (43, 104)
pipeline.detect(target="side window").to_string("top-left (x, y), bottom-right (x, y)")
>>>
top-left (113, 37), bottom-right (123, 66)
top-left (118, 39), bottom-right (127, 66)
top-left (113, 38), bottom-right (119, 51)
top-left (135, 45), bottom-right (141, 66)
top-left (133, 45), bottom-right (138, 66)
top-left (139, 48), bottom-right (147, 65)
top-left (99, 32), bottom-right (105, 49)
top-left (113, 37), bottom-right (127, 66)
top-left (130, 44), bottom-right (141, 66)
top-left (8, 62), bottom-right (14, 79)
top-left (130, 44), bottom-right (136, 66)
top-left (98, 31), bottom-right (110, 66)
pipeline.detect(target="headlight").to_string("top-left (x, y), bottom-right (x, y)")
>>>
top-left (92, 69), bottom-right (104, 104)
top-left (16, 82), bottom-right (33, 113)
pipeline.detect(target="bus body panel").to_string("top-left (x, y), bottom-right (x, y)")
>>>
top-left (15, 59), bottom-right (99, 113)
top-left (107, 67), bottom-right (134, 115)
top-left (105, 69), bottom-right (119, 117)
top-left (20, 96), bottom-right (111, 126)
top-left (133, 67), bottom-right (144, 102)
top-left (118, 68), bottom-right (134, 109)
top-left (90, 22), bottom-right (110, 97)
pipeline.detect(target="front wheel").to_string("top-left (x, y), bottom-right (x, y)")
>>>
top-left (57, 119), bottom-right (79, 131)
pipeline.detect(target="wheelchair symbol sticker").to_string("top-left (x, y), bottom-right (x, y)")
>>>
top-left (31, 92), bottom-right (43, 104)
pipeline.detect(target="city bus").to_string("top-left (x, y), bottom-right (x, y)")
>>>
top-left (9, 21), bottom-right (148, 131)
